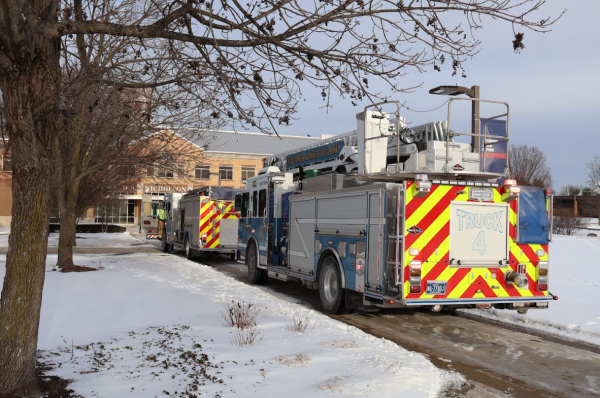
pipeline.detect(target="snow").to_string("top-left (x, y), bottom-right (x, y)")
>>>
top-left (0, 232), bottom-right (462, 397)
top-left (1, 227), bottom-right (600, 396)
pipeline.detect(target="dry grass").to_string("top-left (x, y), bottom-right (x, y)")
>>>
top-left (275, 353), bottom-right (310, 367)
top-left (286, 314), bottom-right (313, 333)
top-left (229, 327), bottom-right (263, 347)
top-left (317, 377), bottom-right (345, 393)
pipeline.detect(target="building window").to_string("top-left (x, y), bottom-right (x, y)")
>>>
top-left (195, 165), bottom-right (210, 179)
top-left (219, 165), bottom-right (233, 181)
top-left (241, 166), bottom-right (255, 182)
top-left (118, 165), bottom-right (136, 177)
top-left (176, 164), bottom-right (186, 179)
top-left (146, 166), bottom-right (155, 177)
top-left (2, 155), bottom-right (12, 172)
top-left (156, 156), bottom-right (175, 178)
top-left (156, 166), bottom-right (173, 178)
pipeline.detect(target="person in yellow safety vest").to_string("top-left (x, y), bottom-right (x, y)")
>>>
top-left (157, 207), bottom-right (167, 239)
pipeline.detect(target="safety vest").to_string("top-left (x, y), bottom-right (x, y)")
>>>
top-left (158, 208), bottom-right (166, 221)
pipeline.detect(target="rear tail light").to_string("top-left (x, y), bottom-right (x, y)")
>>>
top-left (537, 283), bottom-right (548, 291)
top-left (409, 261), bottom-right (422, 293)
top-left (408, 248), bottom-right (419, 256)
top-left (537, 261), bottom-right (549, 292)
top-left (410, 261), bottom-right (422, 277)
top-left (201, 233), bottom-right (207, 243)
top-left (410, 285), bottom-right (421, 294)
top-left (504, 179), bottom-right (517, 186)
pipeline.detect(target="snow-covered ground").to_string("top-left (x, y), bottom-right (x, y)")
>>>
top-left (1, 228), bottom-right (600, 396)
top-left (0, 231), bottom-right (462, 397)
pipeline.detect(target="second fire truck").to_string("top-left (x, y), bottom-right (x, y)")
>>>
top-left (162, 187), bottom-right (240, 259)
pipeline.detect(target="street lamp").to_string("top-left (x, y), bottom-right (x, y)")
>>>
top-left (429, 85), bottom-right (480, 152)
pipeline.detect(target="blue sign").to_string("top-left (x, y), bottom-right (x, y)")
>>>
top-left (479, 119), bottom-right (508, 174)
top-left (286, 140), bottom-right (343, 169)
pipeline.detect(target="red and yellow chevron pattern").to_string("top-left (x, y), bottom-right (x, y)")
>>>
top-left (218, 200), bottom-right (240, 220)
top-left (200, 199), bottom-right (220, 249)
top-left (402, 181), bottom-right (549, 302)
top-left (199, 200), bottom-right (240, 249)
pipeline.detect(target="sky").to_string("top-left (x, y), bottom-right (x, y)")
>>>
top-left (271, 2), bottom-right (596, 192)
top-left (2, 228), bottom-right (600, 396)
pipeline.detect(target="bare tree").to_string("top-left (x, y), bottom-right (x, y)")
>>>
top-left (552, 209), bottom-right (587, 236)
top-left (0, 1), bottom-right (563, 396)
top-left (508, 144), bottom-right (553, 188)
top-left (587, 155), bottom-right (600, 194)
top-left (586, 155), bottom-right (600, 222)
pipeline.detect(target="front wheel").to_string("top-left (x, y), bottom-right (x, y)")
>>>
top-left (319, 256), bottom-right (346, 314)
top-left (247, 242), bottom-right (267, 285)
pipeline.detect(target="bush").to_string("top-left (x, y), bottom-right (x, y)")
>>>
top-left (552, 210), bottom-right (587, 235)
top-left (221, 301), bottom-right (263, 346)
top-left (221, 301), bottom-right (260, 330)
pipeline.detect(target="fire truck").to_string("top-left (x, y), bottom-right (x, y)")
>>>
top-left (236, 87), bottom-right (553, 314)
top-left (162, 187), bottom-right (240, 259)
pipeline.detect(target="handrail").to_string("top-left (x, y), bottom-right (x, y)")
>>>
top-left (445, 97), bottom-right (510, 175)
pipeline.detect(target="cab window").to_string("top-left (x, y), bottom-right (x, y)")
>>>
top-left (241, 192), bottom-right (249, 218)
top-left (252, 191), bottom-right (258, 217)
top-left (258, 189), bottom-right (267, 218)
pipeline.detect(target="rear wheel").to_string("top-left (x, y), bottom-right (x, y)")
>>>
top-left (161, 235), bottom-right (170, 253)
top-left (319, 256), bottom-right (346, 314)
top-left (184, 236), bottom-right (193, 260)
top-left (230, 252), bottom-right (236, 261)
top-left (247, 242), bottom-right (267, 285)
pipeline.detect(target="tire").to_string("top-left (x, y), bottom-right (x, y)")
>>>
top-left (184, 236), bottom-right (193, 260)
top-left (247, 242), bottom-right (267, 285)
top-left (161, 235), bottom-right (170, 253)
top-left (319, 256), bottom-right (346, 314)
top-left (230, 252), bottom-right (236, 261)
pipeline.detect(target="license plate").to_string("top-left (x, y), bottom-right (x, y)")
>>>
top-left (426, 281), bottom-right (447, 295)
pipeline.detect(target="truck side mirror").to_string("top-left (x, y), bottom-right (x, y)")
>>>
top-left (234, 192), bottom-right (242, 212)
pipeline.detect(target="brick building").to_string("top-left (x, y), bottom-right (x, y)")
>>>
top-left (0, 130), bottom-right (321, 227)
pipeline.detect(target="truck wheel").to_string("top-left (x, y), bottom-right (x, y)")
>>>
top-left (319, 256), bottom-right (346, 315)
top-left (184, 236), bottom-right (193, 260)
top-left (247, 242), bottom-right (267, 285)
top-left (161, 235), bottom-right (170, 253)
top-left (230, 252), bottom-right (236, 261)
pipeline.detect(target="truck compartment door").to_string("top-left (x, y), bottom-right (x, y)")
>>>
top-left (450, 202), bottom-right (509, 266)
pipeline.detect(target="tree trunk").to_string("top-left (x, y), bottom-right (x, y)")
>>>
top-left (0, 49), bottom-right (59, 398)
top-left (56, 185), bottom-right (80, 268)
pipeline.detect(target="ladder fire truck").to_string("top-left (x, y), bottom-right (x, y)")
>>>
top-left (162, 187), bottom-right (240, 259)
top-left (236, 86), bottom-right (553, 314)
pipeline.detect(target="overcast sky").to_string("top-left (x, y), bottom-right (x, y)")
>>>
top-left (272, 2), bottom-right (594, 192)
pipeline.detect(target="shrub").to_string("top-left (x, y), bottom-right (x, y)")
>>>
top-left (287, 314), bottom-right (312, 333)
